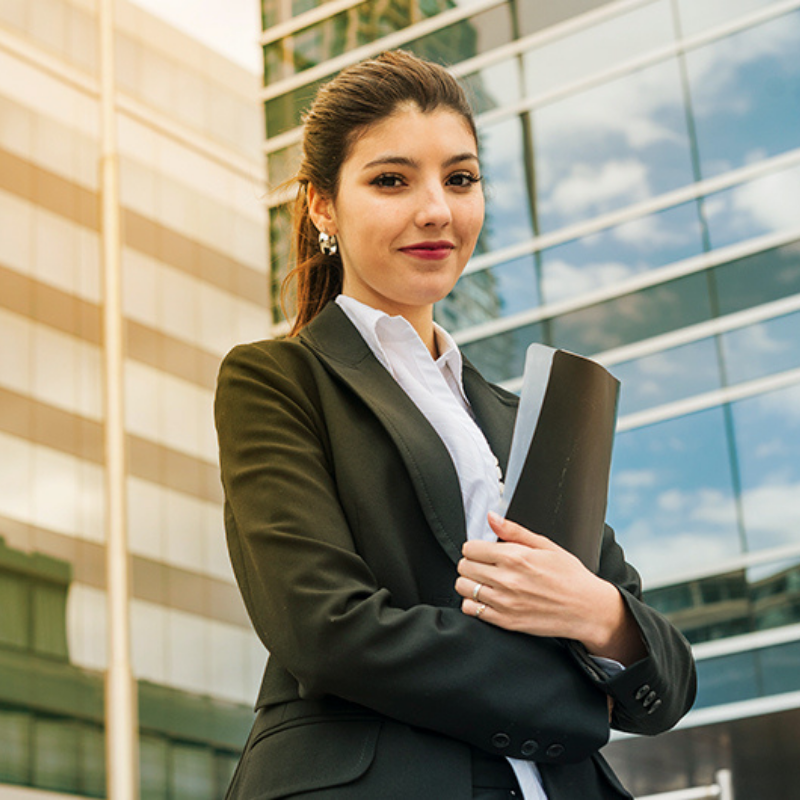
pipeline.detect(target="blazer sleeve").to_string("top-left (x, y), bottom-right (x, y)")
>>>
top-left (568, 526), bottom-right (697, 736)
top-left (215, 341), bottom-right (612, 765)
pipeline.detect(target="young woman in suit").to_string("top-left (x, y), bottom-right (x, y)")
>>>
top-left (215, 49), bottom-right (696, 800)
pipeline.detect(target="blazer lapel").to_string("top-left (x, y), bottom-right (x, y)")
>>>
top-left (300, 303), bottom-right (468, 563)
top-left (461, 358), bottom-right (519, 480)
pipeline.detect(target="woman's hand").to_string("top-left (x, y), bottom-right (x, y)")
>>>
top-left (456, 512), bottom-right (646, 666)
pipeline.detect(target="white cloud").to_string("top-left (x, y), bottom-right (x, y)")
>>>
top-left (544, 159), bottom-right (650, 217)
top-left (543, 257), bottom-right (634, 301)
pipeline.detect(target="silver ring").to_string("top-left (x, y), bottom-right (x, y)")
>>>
top-left (472, 582), bottom-right (483, 601)
top-left (475, 603), bottom-right (486, 619)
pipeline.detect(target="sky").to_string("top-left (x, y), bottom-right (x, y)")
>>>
top-left (130, 0), bottom-right (263, 73)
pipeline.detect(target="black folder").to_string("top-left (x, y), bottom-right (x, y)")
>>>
top-left (500, 345), bottom-right (620, 573)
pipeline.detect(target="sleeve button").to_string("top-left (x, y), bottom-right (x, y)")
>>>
top-left (546, 744), bottom-right (565, 759)
top-left (634, 684), bottom-right (650, 701)
top-left (521, 739), bottom-right (539, 756)
top-left (647, 699), bottom-right (663, 715)
top-left (491, 733), bottom-right (511, 749)
top-left (643, 691), bottom-right (658, 708)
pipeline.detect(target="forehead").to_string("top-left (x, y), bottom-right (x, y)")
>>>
top-left (346, 106), bottom-right (478, 166)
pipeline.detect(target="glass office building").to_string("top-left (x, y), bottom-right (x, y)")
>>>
top-left (261, 1), bottom-right (800, 796)
top-left (0, 0), bottom-right (267, 796)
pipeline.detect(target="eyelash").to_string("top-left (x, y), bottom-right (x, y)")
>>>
top-left (369, 172), bottom-right (483, 189)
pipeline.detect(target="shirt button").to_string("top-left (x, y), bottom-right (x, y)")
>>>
top-left (546, 744), bottom-right (565, 759)
top-left (520, 739), bottom-right (539, 756)
top-left (635, 684), bottom-right (650, 701)
top-left (491, 733), bottom-right (511, 749)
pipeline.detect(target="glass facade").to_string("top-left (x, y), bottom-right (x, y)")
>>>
top-left (0, 0), bottom-right (268, 797)
top-left (262, 0), bottom-right (800, 795)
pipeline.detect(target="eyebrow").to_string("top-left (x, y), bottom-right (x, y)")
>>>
top-left (361, 152), bottom-right (479, 170)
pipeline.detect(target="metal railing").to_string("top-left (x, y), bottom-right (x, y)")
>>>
top-left (638, 770), bottom-right (734, 800)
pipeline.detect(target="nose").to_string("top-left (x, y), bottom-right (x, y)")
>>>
top-left (415, 182), bottom-right (452, 228)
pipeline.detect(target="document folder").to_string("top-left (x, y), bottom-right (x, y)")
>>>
top-left (498, 344), bottom-right (620, 573)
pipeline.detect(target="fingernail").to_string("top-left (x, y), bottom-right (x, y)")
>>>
top-left (488, 511), bottom-right (502, 524)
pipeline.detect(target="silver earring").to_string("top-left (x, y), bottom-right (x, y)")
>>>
top-left (319, 231), bottom-right (338, 256)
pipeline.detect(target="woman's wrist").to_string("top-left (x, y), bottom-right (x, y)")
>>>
top-left (579, 580), bottom-right (646, 666)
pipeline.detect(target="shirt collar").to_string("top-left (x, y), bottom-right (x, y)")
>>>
top-left (334, 295), bottom-right (468, 400)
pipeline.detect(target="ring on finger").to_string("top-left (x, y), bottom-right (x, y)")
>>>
top-left (475, 603), bottom-right (487, 619)
top-left (472, 582), bottom-right (483, 601)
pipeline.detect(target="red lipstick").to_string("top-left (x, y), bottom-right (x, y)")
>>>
top-left (399, 240), bottom-right (455, 260)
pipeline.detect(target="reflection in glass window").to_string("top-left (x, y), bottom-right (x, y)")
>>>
top-left (608, 407), bottom-right (742, 583)
top-left (712, 238), bottom-right (800, 316)
top-left (478, 116), bottom-right (536, 252)
top-left (540, 202), bottom-right (706, 304)
top-left (439, 255), bottom-right (540, 331)
top-left (524, 0), bottom-right (674, 98)
top-left (551, 272), bottom-right (712, 355)
top-left (731, 382), bottom-right (800, 551)
top-left (704, 163), bottom-right (800, 250)
top-left (172, 743), bottom-right (215, 800)
top-left (462, 58), bottom-right (521, 115)
top-left (533, 59), bottom-right (694, 232)
top-left (460, 321), bottom-right (545, 384)
top-left (0, 708), bottom-right (29, 783)
top-left (678, 0), bottom-right (786, 36)
top-left (613, 337), bottom-right (722, 417)
top-left (694, 650), bottom-right (757, 708)
top-left (721, 310), bottom-right (800, 385)
top-left (686, 10), bottom-right (800, 179)
top-left (33, 717), bottom-right (80, 792)
top-left (269, 204), bottom-right (293, 324)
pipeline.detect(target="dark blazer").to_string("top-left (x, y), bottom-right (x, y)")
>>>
top-left (215, 302), bottom-right (696, 800)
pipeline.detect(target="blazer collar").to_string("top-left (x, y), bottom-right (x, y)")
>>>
top-left (299, 302), bottom-right (517, 563)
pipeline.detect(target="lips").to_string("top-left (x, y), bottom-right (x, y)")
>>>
top-left (399, 241), bottom-right (455, 260)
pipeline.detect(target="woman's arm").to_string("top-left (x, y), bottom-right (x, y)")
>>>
top-left (456, 514), bottom-right (696, 736)
top-left (215, 341), bottom-right (612, 763)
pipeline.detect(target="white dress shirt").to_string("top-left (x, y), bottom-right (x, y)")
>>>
top-left (336, 295), bottom-right (548, 799)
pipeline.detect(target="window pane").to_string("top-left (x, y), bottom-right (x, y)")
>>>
top-left (540, 202), bottom-right (706, 304)
top-left (712, 239), bottom-right (800, 316)
top-left (550, 272), bottom-right (712, 355)
top-left (533, 59), bottom-right (695, 232)
top-left (461, 58), bottom-right (521, 115)
top-left (705, 164), bottom-right (800, 250)
top-left (0, 707), bottom-right (30, 783)
top-left (33, 582), bottom-right (69, 659)
top-left (0, 572), bottom-right (29, 649)
top-left (695, 650), bottom-right (758, 708)
top-left (81, 724), bottom-right (106, 798)
top-left (608, 408), bottom-right (742, 584)
top-left (720, 310), bottom-right (800, 385)
top-left (524, 0), bottom-right (675, 98)
top-left (439, 254), bottom-right (540, 332)
top-left (478, 115), bottom-right (536, 252)
top-left (730, 382), bottom-right (800, 552)
top-left (172, 742), bottom-right (215, 800)
top-left (460, 322), bottom-right (545, 384)
top-left (140, 734), bottom-right (169, 800)
top-left (686, 10), bottom-right (800, 179)
top-left (33, 717), bottom-right (80, 793)
top-left (678, 0), bottom-right (788, 36)
top-left (613, 337), bottom-right (722, 417)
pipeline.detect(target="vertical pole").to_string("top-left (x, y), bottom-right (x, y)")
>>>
top-left (98, 0), bottom-right (139, 797)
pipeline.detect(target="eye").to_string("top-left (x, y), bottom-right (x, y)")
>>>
top-left (447, 172), bottom-right (482, 189)
top-left (370, 174), bottom-right (406, 189)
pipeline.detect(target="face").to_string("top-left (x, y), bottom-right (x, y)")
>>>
top-left (310, 106), bottom-right (484, 324)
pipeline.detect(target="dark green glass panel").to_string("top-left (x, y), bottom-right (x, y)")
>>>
top-left (551, 272), bottom-right (712, 355)
top-left (269, 203), bottom-right (293, 325)
top-left (172, 742), bottom-right (215, 800)
top-left (713, 240), bottom-right (800, 317)
top-left (694, 650), bottom-right (758, 708)
top-left (80, 724), bottom-right (106, 798)
top-left (216, 752), bottom-right (240, 797)
top-left (33, 583), bottom-right (69, 660)
top-left (264, 78), bottom-right (324, 138)
top-left (0, 572), bottom-right (29, 649)
top-left (760, 639), bottom-right (800, 697)
top-left (33, 716), bottom-right (80, 793)
top-left (0, 707), bottom-right (30, 783)
top-left (140, 734), bottom-right (169, 800)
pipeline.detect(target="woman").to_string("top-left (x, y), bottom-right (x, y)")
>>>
top-left (215, 50), bottom-right (696, 800)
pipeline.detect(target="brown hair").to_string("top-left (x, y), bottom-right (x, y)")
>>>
top-left (281, 50), bottom-right (477, 334)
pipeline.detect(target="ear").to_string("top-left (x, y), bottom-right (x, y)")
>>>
top-left (307, 184), bottom-right (338, 236)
